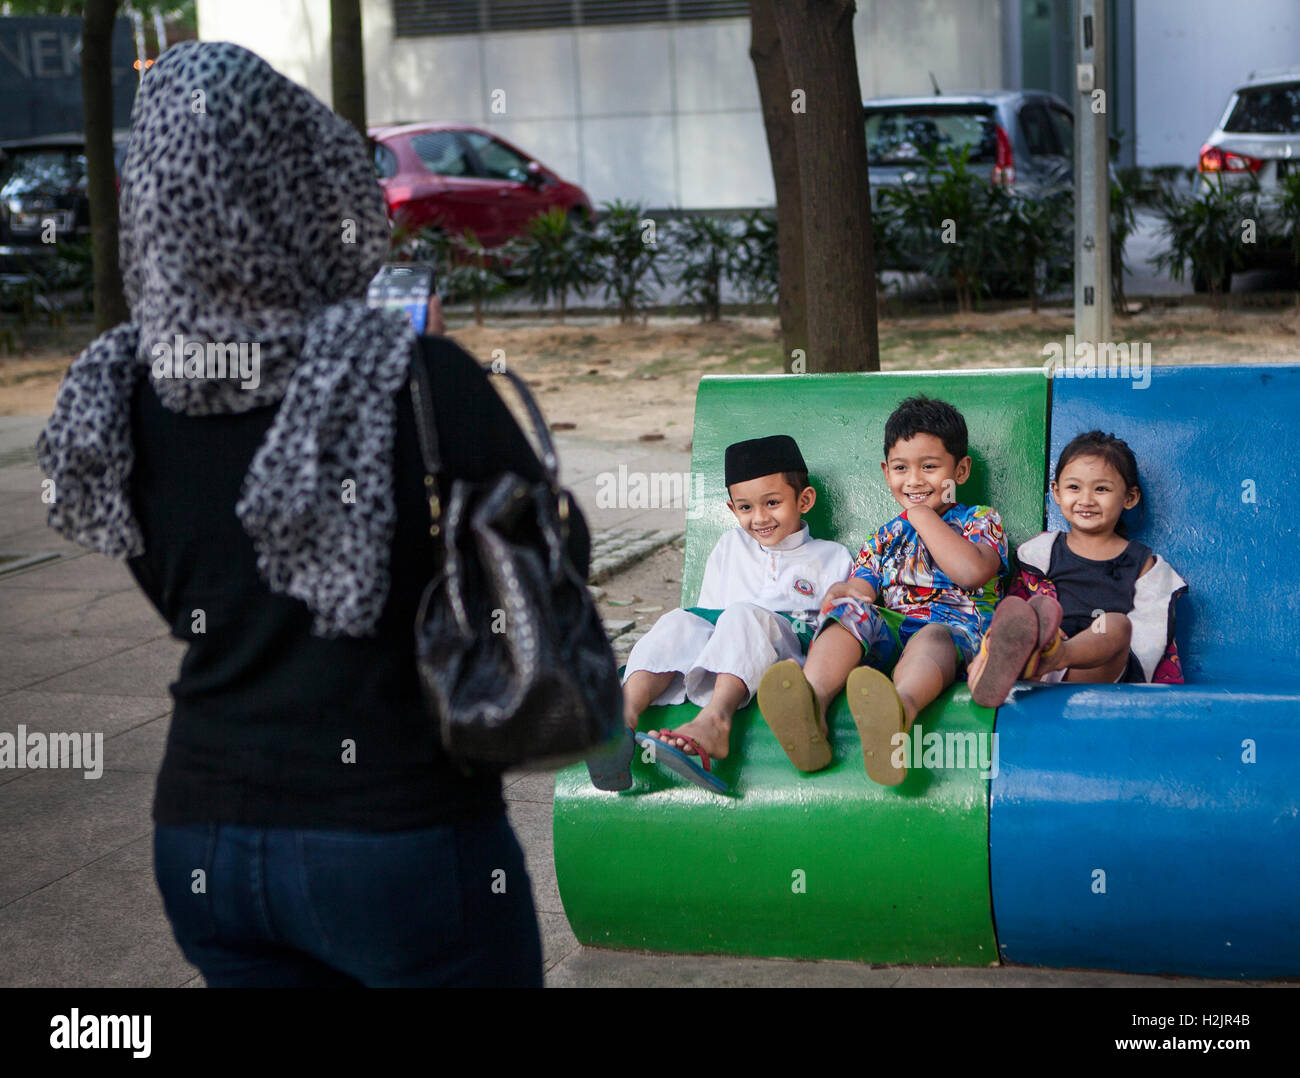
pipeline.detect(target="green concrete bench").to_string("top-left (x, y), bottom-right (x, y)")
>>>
top-left (554, 370), bottom-right (1047, 963)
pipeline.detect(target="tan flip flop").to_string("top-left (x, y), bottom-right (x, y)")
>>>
top-left (845, 665), bottom-right (908, 786)
top-left (756, 659), bottom-right (831, 773)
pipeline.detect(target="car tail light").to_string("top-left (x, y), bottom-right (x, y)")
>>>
top-left (991, 124), bottom-right (1015, 186)
top-left (385, 184), bottom-right (412, 209)
top-left (1198, 143), bottom-right (1263, 173)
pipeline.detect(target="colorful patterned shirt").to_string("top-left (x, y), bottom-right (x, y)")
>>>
top-left (851, 503), bottom-right (1008, 636)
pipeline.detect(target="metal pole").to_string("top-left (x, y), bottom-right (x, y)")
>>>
top-left (153, 10), bottom-right (168, 57)
top-left (125, 4), bottom-right (146, 83)
top-left (1074, 0), bottom-right (1112, 348)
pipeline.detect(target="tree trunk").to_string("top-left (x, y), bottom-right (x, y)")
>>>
top-left (330, 0), bottom-right (367, 138)
top-left (749, 0), bottom-right (807, 372)
top-left (771, 0), bottom-right (879, 372)
top-left (82, 0), bottom-right (128, 331)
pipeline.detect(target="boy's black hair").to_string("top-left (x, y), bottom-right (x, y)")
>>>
top-left (1054, 430), bottom-right (1145, 538)
top-left (727, 470), bottom-right (810, 502)
top-left (883, 396), bottom-right (968, 462)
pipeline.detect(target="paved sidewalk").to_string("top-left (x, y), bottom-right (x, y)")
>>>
top-left (0, 416), bottom-right (1276, 988)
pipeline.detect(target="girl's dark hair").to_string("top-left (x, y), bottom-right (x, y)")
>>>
top-left (1054, 430), bottom-right (1145, 537)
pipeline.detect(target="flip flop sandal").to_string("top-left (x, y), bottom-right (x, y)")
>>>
top-left (634, 731), bottom-right (729, 794)
top-left (968, 596), bottom-right (1039, 708)
top-left (1022, 594), bottom-right (1065, 678)
top-left (756, 659), bottom-right (831, 773)
top-left (585, 728), bottom-right (635, 791)
top-left (845, 665), bottom-right (908, 786)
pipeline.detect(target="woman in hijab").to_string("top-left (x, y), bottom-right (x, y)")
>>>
top-left (37, 41), bottom-right (577, 987)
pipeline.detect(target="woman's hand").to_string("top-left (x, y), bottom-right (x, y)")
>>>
top-left (423, 294), bottom-right (446, 336)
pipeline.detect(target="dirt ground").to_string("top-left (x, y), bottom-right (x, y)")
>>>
top-left (4, 305), bottom-right (1300, 427)
top-left (593, 541), bottom-right (685, 645)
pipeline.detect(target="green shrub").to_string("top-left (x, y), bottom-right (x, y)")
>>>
top-left (509, 207), bottom-right (598, 322)
top-left (989, 187), bottom-right (1073, 312)
top-left (440, 229), bottom-right (511, 326)
top-left (591, 199), bottom-right (664, 323)
top-left (731, 209), bottom-right (779, 306)
top-left (1275, 171), bottom-right (1300, 279)
top-left (1151, 173), bottom-right (1263, 302)
top-left (879, 146), bottom-right (1002, 312)
top-left (670, 214), bottom-right (741, 322)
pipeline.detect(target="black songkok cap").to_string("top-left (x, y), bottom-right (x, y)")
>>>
top-left (724, 435), bottom-right (808, 488)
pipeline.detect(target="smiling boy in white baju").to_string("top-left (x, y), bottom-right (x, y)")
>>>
top-left (620, 435), bottom-right (854, 780)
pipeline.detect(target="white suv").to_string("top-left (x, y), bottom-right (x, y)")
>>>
top-left (1200, 68), bottom-right (1300, 188)
top-left (1195, 68), bottom-right (1300, 287)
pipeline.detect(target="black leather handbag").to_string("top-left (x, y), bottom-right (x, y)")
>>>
top-left (408, 352), bottom-right (622, 767)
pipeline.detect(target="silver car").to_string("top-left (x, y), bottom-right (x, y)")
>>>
top-left (864, 91), bottom-right (1075, 207)
top-left (1196, 67), bottom-right (1300, 286)
top-left (863, 91), bottom-right (1074, 275)
top-left (1199, 67), bottom-right (1300, 194)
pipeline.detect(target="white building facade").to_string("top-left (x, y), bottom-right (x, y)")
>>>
top-left (196, 0), bottom-right (1300, 210)
top-left (197, 0), bottom-right (1005, 211)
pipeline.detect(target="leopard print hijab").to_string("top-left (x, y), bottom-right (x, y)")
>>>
top-left (37, 41), bottom-right (416, 637)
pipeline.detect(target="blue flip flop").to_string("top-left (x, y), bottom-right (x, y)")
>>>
top-left (634, 731), bottom-right (729, 795)
top-left (585, 728), bottom-right (635, 791)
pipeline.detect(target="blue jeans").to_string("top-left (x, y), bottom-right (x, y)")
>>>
top-left (154, 814), bottom-right (542, 987)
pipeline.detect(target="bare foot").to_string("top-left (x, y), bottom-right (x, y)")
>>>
top-left (647, 706), bottom-right (732, 760)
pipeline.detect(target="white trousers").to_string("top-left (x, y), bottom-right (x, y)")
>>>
top-left (621, 603), bottom-right (805, 707)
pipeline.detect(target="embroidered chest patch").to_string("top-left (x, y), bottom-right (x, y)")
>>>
top-left (793, 578), bottom-right (815, 596)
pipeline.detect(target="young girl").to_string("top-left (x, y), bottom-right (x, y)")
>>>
top-left (967, 431), bottom-right (1187, 707)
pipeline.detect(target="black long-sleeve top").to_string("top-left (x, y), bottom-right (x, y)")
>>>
top-left (126, 334), bottom-right (587, 830)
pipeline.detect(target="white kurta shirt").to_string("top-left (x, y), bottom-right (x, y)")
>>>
top-left (694, 524), bottom-right (855, 617)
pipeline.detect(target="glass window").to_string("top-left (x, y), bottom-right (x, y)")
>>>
top-left (463, 131), bottom-right (532, 183)
top-left (485, 1), bottom-right (573, 31)
top-left (581, 0), bottom-right (671, 24)
top-left (1019, 104), bottom-right (1059, 157)
top-left (0, 149), bottom-right (86, 199)
top-left (1048, 107), bottom-right (1073, 160)
top-left (1223, 83), bottom-right (1300, 134)
top-left (394, 0), bottom-right (748, 35)
top-left (864, 107), bottom-right (997, 165)
top-left (410, 131), bottom-right (472, 177)
top-left (373, 142), bottom-right (398, 180)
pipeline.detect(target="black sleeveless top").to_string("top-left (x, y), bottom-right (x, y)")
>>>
top-left (1046, 532), bottom-right (1152, 638)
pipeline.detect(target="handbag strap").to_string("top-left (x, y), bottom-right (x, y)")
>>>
top-left (486, 364), bottom-right (561, 485)
top-left (408, 347), bottom-right (444, 535)
top-left (408, 347), bottom-right (567, 534)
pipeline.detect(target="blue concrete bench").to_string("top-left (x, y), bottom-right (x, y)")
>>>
top-left (991, 365), bottom-right (1300, 979)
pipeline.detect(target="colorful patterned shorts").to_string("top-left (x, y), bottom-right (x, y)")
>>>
top-left (820, 597), bottom-right (982, 674)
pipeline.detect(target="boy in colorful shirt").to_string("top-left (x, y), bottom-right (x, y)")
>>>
top-left (757, 396), bottom-right (1007, 786)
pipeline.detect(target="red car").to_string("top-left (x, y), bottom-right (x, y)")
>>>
top-left (370, 123), bottom-right (593, 247)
